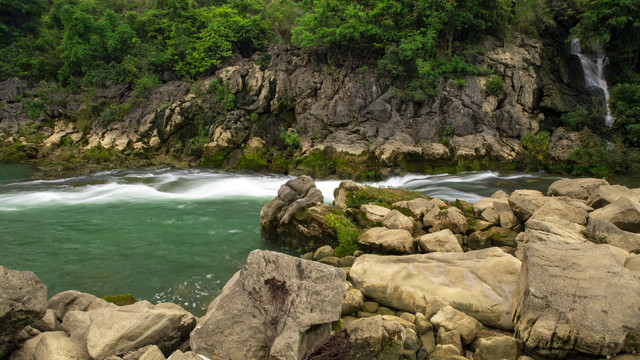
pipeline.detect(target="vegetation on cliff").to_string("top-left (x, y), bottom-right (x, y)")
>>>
top-left (0, 0), bottom-right (639, 177)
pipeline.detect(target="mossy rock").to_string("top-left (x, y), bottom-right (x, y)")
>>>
top-left (345, 185), bottom-right (429, 209)
top-left (101, 293), bottom-right (136, 306)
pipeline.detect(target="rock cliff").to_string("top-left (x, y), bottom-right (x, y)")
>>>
top-left (0, 31), bottom-right (593, 178)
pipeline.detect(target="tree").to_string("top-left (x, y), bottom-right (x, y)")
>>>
top-left (572, 0), bottom-right (640, 73)
top-left (0, 0), bottom-right (48, 46)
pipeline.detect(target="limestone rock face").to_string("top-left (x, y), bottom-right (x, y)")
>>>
top-left (358, 227), bottom-right (417, 254)
top-left (85, 301), bottom-right (196, 359)
top-left (344, 316), bottom-right (406, 360)
top-left (190, 250), bottom-right (346, 360)
top-left (512, 241), bottom-right (640, 358)
top-left (349, 248), bottom-right (521, 330)
top-left (0, 266), bottom-right (48, 358)
top-left (415, 229), bottom-right (463, 253)
top-left (590, 198), bottom-right (640, 233)
top-left (547, 178), bottom-right (608, 200)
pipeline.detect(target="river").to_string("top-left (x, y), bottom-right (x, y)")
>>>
top-left (0, 164), bottom-right (582, 316)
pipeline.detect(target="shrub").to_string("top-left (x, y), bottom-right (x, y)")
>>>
top-left (281, 131), bottom-right (300, 151)
top-left (485, 75), bottom-right (504, 96)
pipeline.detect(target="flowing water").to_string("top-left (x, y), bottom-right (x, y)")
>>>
top-left (0, 165), bottom-right (564, 316)
top-left (571, 38), bottom-right (614, 127)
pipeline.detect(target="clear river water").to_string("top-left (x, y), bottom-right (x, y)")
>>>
top-left (0, 164), bottom-right (623, 316)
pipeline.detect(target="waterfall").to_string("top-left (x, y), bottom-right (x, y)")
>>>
top-left (570, 39), bottom-right (615, 127)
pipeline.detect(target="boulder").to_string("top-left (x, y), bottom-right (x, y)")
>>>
top-left (261, 175), bottom-right (324, 226)
top-left (473, 336), bottom-right (521, 360)
top-left (342, 282), bottom-right (364, 316)
top-left (431, 306), bottom-right (483, 345)
top-left (61, 311), bottom-right (91, 346)
top-left (33, 331), bottom-right (91, 360)
top-left (31, 309), bottom-right (63, 332)
top-left (361, 204), bottom-right (391, 223)
top-left (423, 206), bottom-right (469, 234)
top-left (344, 316), bottom-right (405, 360)
top-left (358, 227), bottom-right (417, 254)
top-left (415, 229), bottom-right (463, 253)
top-left (123, 345), bottom-right (166, 360)
top-left (515, 218), bottom-right (586, 252)
top-left (392, 198), bottom-right (438, 217)
top-left (350, 248), bottom-right (521, 329)
top-left (313, 245), bottom-right (334, 260)
top-left (547, 178), bottom-right (608, 200)
top-left (0, 266), bottom-right (48, 358)
top-left (587, 185), bottom-right (640, 209)
top-left (190, 250), bottom-right (345, 360)
top-left (508, 190), bottom-right (547, 221)
top-left (436, 327), bottom-right (463, 355)
top-left (513, 241), bottom-right (640, 358)
top-left (47, 290), bottom-right (114, 320)
top-left (585, 218), bottom-right (640, 253)
top-left (528, 199), bottom-right (589, 225)
top-left (626, 255), bottom-right (640, 280)
top-left (381, 210), bottom-right (414, 232)
top-left (167, 350), bottom-right (200, 360)
top-left (85, 301), bottom-right (196, 359)
top-left (333, 180), bottom-right (361, 210)
top-left (469, 227), bottom-right (518, 250)
top-left (590, 198), bottom-right (640, 233)
top-left (473, 197), bottom-right (516, 226)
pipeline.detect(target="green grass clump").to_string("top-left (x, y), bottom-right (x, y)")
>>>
top-left (325, 210), bottom-right (359, 257)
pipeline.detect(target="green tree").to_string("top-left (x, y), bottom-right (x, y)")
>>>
top-left (0, 0), bottom-right (48, 46)
top-left (610, 83), bottom-right (640, 146)
top-left (572, 0), bottom-right (640, 73)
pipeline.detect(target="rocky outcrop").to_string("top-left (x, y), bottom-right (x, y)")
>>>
top-left (0, 266), bottom-right (48, 358)
top-left (513, 241), bottom-right (640, 358)
top-left (349, 248), bottom-right (521, 330)
top-left (190, 249), bottom-right (345, 360)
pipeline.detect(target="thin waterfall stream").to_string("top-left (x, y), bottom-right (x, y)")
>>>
top-left (570, 38), bottom-right (615, 127)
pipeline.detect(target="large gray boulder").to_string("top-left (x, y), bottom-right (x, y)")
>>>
top-left (590, 198), bottom-right (640, 233)
top-left (190, 250), bottom-right (346, 360)
top-left (547, 178), bottom-right (608, 200)
top-left (0, 266), bottom-right (48, 358)
top-left (344, 316), bottom-right (406, 360)
top-left (430, 306), bottom-right (483, 345)
top-left (508, 190), bottom-right (548, 221)
top-left (513, 241), bottom-right (640, 358)
top-left (260, 176), bottom-right (324, 227)
top-left (84, 301), bottom-right (196, 359)
top-left (350, 248), bottom-right (521, 330)
top-left (528, 199), bottom-right (589, 225)
top-left (422, 206), bottom-right (469, 234)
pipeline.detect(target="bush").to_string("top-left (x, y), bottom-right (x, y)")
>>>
top-left (519, 131), bottom-right (551, 170)
top-left (561, 106), bottom-right (591, 131)
top-left (485, 75), bottom-right (504, 96)
top-left (281, 131), bottom-right (300, 151)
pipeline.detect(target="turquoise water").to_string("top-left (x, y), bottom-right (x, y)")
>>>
top-left (0, 166), bottom-right (566, 316)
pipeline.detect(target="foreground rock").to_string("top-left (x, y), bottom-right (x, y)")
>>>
top-left (547, 178), bottom-right (608, 200)
top-left (590, 198), bottom-right (640, 233)
top-left (190, 249), bottom-right (346, 360)
top-left (350, 248), bottom-right (521, 330)
top-left (513, 241), bottom-right (640, 358)
top-left (0, 266), bottom-right (48, 358)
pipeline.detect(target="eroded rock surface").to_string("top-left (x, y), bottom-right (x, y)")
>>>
top-left (513, 241), bottom-right (640, 358)
top-left (190, 250), bottom-right (345, 360)
top-left (350, 248), bottom-right (521, 330)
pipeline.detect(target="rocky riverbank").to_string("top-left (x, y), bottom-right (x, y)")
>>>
top-left (2, 176), bottom-right (640, 359)
top-left (0, 29), bottom-right (616, 180)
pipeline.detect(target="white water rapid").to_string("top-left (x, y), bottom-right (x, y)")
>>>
top-left (570, 38), bottom-right (614, 127)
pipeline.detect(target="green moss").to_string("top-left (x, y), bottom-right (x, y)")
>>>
top-left (345, 186), bottom-right (429, 209)
top-left (325, 210), bottom-right (359, 257)
top-left (237, 149), bottom-right (268, 171)
top-left (0, 143), bottom-right (28, 162)
top-left (101, 293), bottom-right (136, 306)
top-left (201, 152), bottom-right (227, 167)
top-left (83, 145), bottom-right (125, 164)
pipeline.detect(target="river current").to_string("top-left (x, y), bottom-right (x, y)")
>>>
top-left (0, 164), bottom-right (564, 316)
